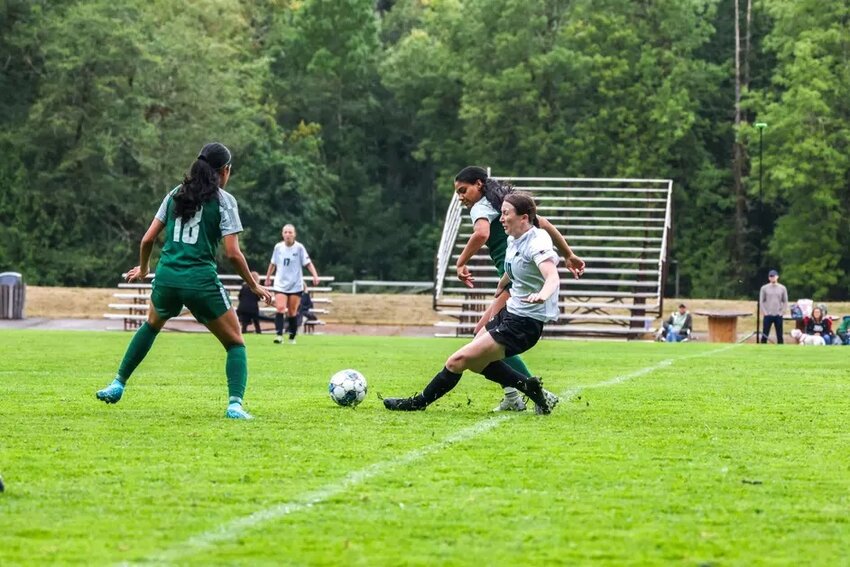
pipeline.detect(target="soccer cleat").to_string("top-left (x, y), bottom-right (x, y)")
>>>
top-left (96, 379), bottom-right (125, 404)
top-left (493, 395), bottom-right (527, 412)
top-left (225, 403), bottom-right (254, 420)
top-left (383, 396), bottom-right (427, 411)
top-left (534, 389), bottom-right (560, 415)
top-left (274, 335), bottom-right (284, 344)
top-left (523, 377), bottom-right (557, 415)
top-left (289, 338), bottom-right (296, 345)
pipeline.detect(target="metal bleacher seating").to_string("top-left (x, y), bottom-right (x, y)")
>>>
top-left (432, 175), bottom-right (673, 339)
top-left (104, 274), bottom-right (334, 332)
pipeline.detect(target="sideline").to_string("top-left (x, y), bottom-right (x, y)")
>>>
top-left (131, 343), bottom-right (740, 565)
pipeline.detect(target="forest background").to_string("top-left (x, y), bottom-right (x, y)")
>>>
top-left (0, 0), bottom-right (847, 299)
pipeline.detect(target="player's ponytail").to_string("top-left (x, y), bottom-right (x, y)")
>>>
top-left (454, 165), bottom-right (514, 211)
top-left (173, 142), bottom-right (231, 222)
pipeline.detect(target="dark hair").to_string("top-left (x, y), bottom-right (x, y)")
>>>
top-left (173, 142), bottom-right (231, 221)
top-left (678, 303), bottom-right (687, 309)
top-left (454, 166), bottom-right (513, 211)
top-left (502, 192), bottom-right (540, 228)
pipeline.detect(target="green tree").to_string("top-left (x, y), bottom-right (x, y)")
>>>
top-left (759, 0), bottom-right (850, 298)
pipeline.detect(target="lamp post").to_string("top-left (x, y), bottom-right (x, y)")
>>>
top-left (755, 122), bottom-right (767, 201)
top-left (755, 122), bottom-right (767, 342)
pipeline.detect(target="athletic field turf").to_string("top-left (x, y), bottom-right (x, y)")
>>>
top-left (1, 331), bottom-right (848, 565)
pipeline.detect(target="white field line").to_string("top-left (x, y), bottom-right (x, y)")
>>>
top-left (134, 343), bottom-right (739, 565)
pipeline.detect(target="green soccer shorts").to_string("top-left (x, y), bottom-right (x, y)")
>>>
top-left (150, 281), bottom-right (232, 324)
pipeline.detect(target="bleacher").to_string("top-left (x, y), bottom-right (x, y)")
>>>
top-left (433, 176), bottom-right (673, 339)
top-left (104, 274), bottom-right (334, 332)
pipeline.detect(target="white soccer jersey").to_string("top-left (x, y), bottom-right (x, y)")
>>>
top-left (270, 241), bottom-right (311, 293)
top-left (505, 227), bottom-right (560, 322)
top-left (469, 198), bottom-right (499, 223)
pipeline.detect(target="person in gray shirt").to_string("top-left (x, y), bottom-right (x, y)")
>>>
top-left (760, 269), bottom-right (788, 344)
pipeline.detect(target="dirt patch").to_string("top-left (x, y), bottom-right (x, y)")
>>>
top-left (25, 286), bottom-right (440, 325)
top-left (27, 287), bottom-right (118, 319)
top-left (23, 286), bottom-right (850, 330)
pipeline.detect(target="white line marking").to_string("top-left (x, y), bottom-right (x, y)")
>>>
top-left (135, 344), bottom-right (739, 565)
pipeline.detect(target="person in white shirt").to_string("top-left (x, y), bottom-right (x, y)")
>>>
top-left (264, 224), bottom-right (320, 344)
top-left (384, 192), bottom-right (560, 414)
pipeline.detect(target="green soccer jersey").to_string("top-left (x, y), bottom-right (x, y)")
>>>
top-left (153, 186), bottom-right (243, 289)
top-left (469, 198), bottom-right (509, 277)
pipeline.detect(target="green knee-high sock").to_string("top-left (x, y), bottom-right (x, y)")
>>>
top-left (504, 355), bottom-right (532, 377)
top-left (225, 344), bottom-right (248, 403)
top-left (115, 322), bottom-right (160, 384)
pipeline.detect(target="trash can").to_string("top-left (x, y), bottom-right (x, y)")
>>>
top-left (0, 272), bottom-right (25, 319)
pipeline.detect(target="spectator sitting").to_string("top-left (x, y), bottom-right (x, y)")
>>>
top-left (658, 303), bottom-right (693, 343)
top-left (836, 315), bottom-right (850, 346)
top-left (237, 271), bottom-right (263, 334)
top-left (297, 287), bottom-right (318, 329)
top-left (803, 307), bottom-right (835, 345)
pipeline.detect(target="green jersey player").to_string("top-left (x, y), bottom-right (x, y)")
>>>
top-left (95, 142), bottom-right (272, 419)
top-left (452, 166), bottom-right (585, 411)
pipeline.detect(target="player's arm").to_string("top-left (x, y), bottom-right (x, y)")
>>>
top-left (456, 218), bottom-right (490, 288)
top-left (264, 262), bottom-right (276, 288)
top-left (305, 262), bottom-right (319, 287)
top-left (126, 218), bottom-right (165, 282)
top-left (224, 235), bottom-right (272, 304)
top-left (524, 259), bottom-right (560, 304)
top-left (538, 216), bottom-right (585, 279)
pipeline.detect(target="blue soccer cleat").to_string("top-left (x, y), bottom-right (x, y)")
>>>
top-left (96, 379), bottom-right (125, 404)
top-left (225, 403), bottom-right (254, 420)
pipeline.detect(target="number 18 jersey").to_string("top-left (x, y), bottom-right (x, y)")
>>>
top-left (153, 186), bottom-right (243, 289)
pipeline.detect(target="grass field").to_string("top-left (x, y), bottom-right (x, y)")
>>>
top-left (1, 331), bottom-right (849, 565)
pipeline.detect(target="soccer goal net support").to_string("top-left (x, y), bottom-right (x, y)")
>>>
top-left (433, 175), bottom-right (673, 339)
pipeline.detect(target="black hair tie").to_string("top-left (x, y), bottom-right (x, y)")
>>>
top-left (197, 154), bottom-right (208, 162)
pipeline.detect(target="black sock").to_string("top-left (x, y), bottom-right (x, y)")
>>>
top-left (275, 313), bottom-right (284, 335)
top-left (420, 367), bottom-right (462, 404)
top-left (287, 316), bottom-right (298, 339)
top-left (481, 360), bottom-right (529, 391)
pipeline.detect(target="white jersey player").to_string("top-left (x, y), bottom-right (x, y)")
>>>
top-left (264, 224), bottom-right (320, 344)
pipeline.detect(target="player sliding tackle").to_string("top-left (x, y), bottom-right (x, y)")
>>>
top-left (453, 166), bottom-right (584, 411)
top-left (384, 192), bottom-right (561, 414)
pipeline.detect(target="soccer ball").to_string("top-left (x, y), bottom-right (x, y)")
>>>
top-left (328, 369), bottom-right (368, 407)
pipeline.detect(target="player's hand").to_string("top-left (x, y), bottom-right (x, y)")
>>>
top-left (126, 266), bottom-right (148, 283)
top-left (456, 264), bottom-right (474, 288)
top-left (252, 284), bottom-right (273, 305)
top-left (565, 254), bottom-right (585, 279)
top-left (312, 275), bottom-right (320, 287)
top-left (522, 293), bottom-right (547, 304)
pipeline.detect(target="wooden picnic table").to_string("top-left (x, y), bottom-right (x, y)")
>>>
top-left (693, 310), bottom-right (752, 343)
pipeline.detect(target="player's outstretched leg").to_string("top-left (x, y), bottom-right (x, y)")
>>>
top-left (96, 321), bottom-right (161, 404)
top-left (383, 367), bottom-right (461, 411)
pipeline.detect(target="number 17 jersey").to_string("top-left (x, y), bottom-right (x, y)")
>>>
top-left (153, 186), bottom-right (243, 289)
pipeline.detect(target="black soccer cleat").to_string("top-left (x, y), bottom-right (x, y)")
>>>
top-left (383, 396), bottom-right (427, 411)
top-left (524, 376), bottom-right (557, 415)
